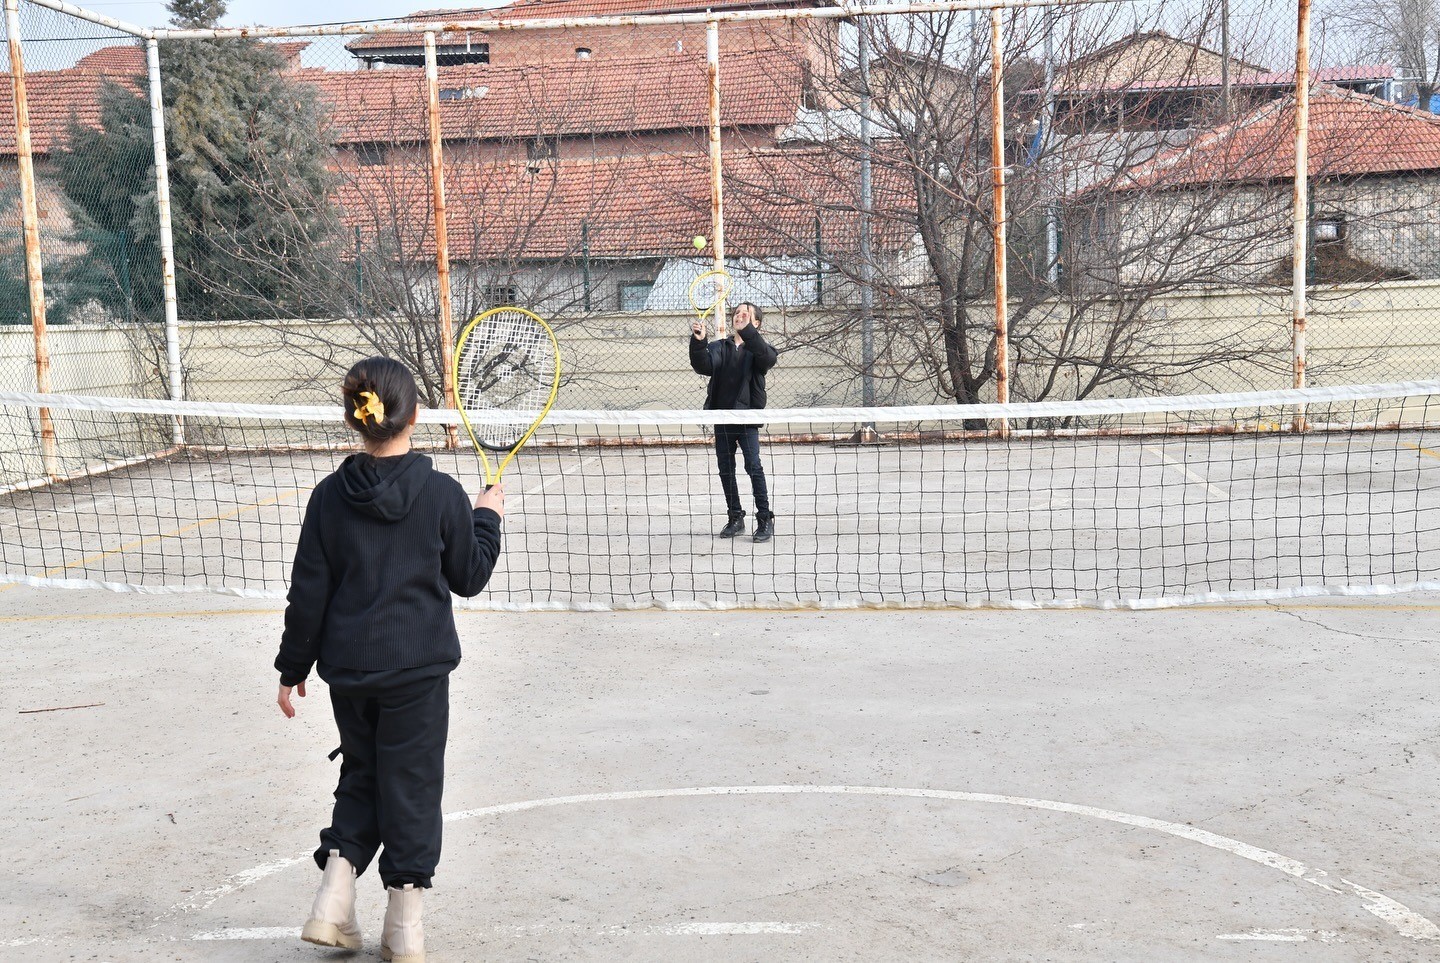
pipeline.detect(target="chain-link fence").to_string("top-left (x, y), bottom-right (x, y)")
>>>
top-left (3, 0), bottom-right (1439, 412)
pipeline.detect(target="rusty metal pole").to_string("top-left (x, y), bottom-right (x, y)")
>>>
top-left (1291, 0), bottom-right (1310, 431)
top-left (990, 5), bottom-right (1010, 437)
top-left (424, 31), bottom-right (458, 446)
top-left (5, 0), bottom-right (57, 478)
top-left (146, 38), bottom-right (185, 444)
top-left (706, 18), bottom-right (728, 339)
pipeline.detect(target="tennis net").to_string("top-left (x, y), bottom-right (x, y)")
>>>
top-left (3, 383), bottom-right (1440, 610)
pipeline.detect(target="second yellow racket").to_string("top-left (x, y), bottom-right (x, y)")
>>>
top-left (452, 306), bottom-right (561, 487)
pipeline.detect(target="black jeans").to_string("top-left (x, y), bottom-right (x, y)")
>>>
top-left (318, 674), bottom-right (449, 889)
top-left (714, 425), bottom-right (770, 517)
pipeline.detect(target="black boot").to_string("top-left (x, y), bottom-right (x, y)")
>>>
top-left (719, 511), bottom-right (746, 538)
top-left (753, 512), bottom-right (774, 543)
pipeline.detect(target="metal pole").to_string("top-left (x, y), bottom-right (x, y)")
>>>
top-left (581, 220), bottom-right (591, 312)
top-left (1220, 0), bottom-right (1232, 121)
top-left (706, 18), bottom-right (728, 338)
top-left (1042, 8), bottom-right (1058, 285)
top-left (6, 0), bottom-right (57, 479)
top-left (990, 5), bottom-right (1009, 435)
top-left (354, 224), bottom-right (364, 318)
top-left (425, 32), bottom-right (458, 445)
top-left (146, 39), bottom-right (184, 444)
top-left (1292, 0), bottom-right (1310, 430)
top-left (814, 212), bottom-right (823, 304)
top-left (859, 15), bottom-right (876, 410)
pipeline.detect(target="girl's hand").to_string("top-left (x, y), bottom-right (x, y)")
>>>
top-left (278, 682), bottom-right (305, 719)
top-left (692, 319), bottom-right (705, 340)
top-left (476, 482), bottom-right (505, 518)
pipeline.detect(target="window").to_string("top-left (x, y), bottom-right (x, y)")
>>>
top-left (1313, 216), bottom-right (1346, 244)
top-left (482, 284), bottom-right (518, 308)
top-left (527, 136), bottom-right (559, 161)
top-left (618, 281), bottom-right (653, 312)
top-left (355, 144), bottom-right (387, 167)
top-left (439, 85), bottom-right (488, 101)
top-left (433, 42), bottom-right (489, 66)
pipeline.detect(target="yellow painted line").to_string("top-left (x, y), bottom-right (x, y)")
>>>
top-left (1, 489), bottom-right (302, 593)
top-left (1402, 442), bottom-right (1440, 461)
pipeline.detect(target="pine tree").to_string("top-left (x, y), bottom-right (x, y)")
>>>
top-left (54, 82), bottom-right (163, 324)
top-left (54, 0), bottom-right (339, 323)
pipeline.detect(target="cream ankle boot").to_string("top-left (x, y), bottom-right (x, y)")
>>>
top-left (300, 850), bottom-right (362, 950)
top-left (381, 883), bottom-right (425, 962)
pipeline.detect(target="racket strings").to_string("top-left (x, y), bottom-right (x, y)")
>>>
top-left (690, 271), bottom-right (730, 315)
top-left (456, 309), bottom-right (556, 449)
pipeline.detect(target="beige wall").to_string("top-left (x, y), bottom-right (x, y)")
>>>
top-left (3, 278), bottom-right (1438, 410)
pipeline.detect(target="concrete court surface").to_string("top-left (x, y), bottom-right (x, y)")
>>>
top-left (3, 586), bottom-right (1439, 962)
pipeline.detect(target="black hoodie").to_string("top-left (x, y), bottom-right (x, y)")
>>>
top-left (274, 452), bottom-right (502, 686)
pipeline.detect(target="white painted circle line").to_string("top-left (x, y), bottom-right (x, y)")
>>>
top-left (168, 784), bottom-right (1440, 942)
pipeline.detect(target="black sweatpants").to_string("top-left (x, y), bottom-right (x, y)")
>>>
top-left (317, 674), bottom-right (449, 889)
top-left (715, 425), bottom-right (770, 517)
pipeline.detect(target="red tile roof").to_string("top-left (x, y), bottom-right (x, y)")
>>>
top-left (70, 39), bottom-right (310, 73)
top-left (303, 46), bottom-right (803, 143)
top-left (336, 147), bottom-right (913, 259)
top-left (0, 71), bottom-right (141, 155)
top-left (72, 44), bottom-right (146, 73)
top-left (1110, 86), bottom-right (1440, 191)
top-left (348, 0), bottom-right (819, 51)
top-left (1050, 64), bottom-right (1396, 96)
top-left (0, 41), bottom-right (315, 157)
top-left (0, 41), bottom-right (794, 157)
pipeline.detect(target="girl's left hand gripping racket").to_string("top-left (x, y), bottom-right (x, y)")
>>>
top-left (452, 306), bottom-right (561, 487)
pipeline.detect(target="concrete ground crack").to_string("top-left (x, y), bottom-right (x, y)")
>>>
top-left (1271, 606), bottom-right (1423, 644)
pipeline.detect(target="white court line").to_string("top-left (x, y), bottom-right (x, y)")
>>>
top-left (1217, 929), bottom-right (1339, 943)
top-left (188, 922), bottom-right (820, 941)
top-left (1142, 446), bottom-right (1230, 500)
top-left (167, 785), bottom-right (1440, 943)
top-left (510, 455), bottom-right (601, 507)
top-left (191, 927), bottom-right (302, 941)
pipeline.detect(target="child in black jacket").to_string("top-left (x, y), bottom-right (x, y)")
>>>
top-left (275, 356), bottom-right (503, 963)
top-left (689, 302), bottom-right (779, 541)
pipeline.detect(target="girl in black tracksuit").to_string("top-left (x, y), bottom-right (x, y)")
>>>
top-left (275, 356), bottom-right (503, 962)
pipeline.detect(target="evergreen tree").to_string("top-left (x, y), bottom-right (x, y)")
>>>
top-left (54, 82), bottom-right (163, 324)
top-left (54, 0), bottom-right (338, 323)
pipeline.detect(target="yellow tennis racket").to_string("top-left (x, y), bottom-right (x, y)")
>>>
top-left (689, 268), bottom-right (731, 335)
top-left (452, 306), bottom-right (561, 487)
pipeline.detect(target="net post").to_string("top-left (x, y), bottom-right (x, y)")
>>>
top-left (146, 38), bottom-right (185, 445)
top-left (1290, 0), bottom-right (1311, 433)
top-left (706, 18), bottom-right (727, 339)
top-left (5, 0), bottom-right (57, 479)
top-left (425, 31), bottom-right (459, 447)
top-left (990, 4), bottom-right (1010, 439)
top-left (858, 13), bottom-right (876, 416)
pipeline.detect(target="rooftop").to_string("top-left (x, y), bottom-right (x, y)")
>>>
top-left (346, 0), bottom-right (824, 52)
top-left (337, 147), bottom-right (913, 260)
top-left (1110, 86), bottom-right (1440, 191)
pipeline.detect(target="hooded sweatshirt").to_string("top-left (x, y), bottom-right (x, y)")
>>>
top-left (274, 451), bottom-right (502, 687)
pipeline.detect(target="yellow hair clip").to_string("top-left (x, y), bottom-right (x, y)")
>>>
top-left (353, 390), bottom-right (386, 426)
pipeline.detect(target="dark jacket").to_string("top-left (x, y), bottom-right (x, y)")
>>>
top-left (688, 323), bottom-right (779, 410)
top-left (274, 452), bottom-right (502, 686)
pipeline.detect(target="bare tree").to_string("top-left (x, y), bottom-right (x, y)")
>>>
top-left (743, 2), bottom-right (1297, 405)
top-left (1324, 0), bottom-right (1439, 112)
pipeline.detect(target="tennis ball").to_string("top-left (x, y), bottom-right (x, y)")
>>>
top-left (692, 235), bottom-right (707, 250)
